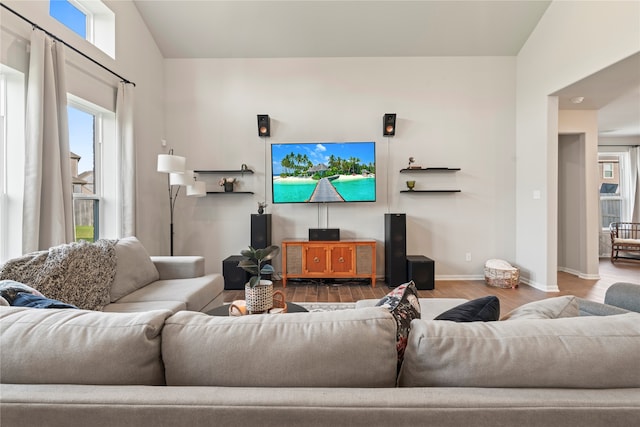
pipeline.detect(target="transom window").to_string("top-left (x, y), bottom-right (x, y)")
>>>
top-left (49, 0), bottom-right (115, 58)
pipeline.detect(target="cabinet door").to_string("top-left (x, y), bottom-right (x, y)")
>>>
top-left (330, 245), bottom-right (354, 274)
top-left (304, 245), bottom-right (328, 274)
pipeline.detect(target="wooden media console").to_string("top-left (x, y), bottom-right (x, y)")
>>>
top-left (281, 239), bottom-right (376, 287)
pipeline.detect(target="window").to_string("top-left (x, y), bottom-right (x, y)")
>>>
top-left (602, 163), bottom-right (614, 179)
top-left (68, 103), bottom-right (99, 242)
top-left (49, 0), bottom-right (115, 58)
top-left (599, 153), bottom-right (629, 229)
top-left (67, 95), bottom-right (117, 242)
top-left (50, 0), bottom-right (87, 39)
top-left (0, 65), bottom-right (25, 262)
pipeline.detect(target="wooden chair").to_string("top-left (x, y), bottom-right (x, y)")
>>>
top-left (609, 222), bottom-right (640, 262)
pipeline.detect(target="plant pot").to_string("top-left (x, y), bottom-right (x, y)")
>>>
top-left (245, 280), bottom-right (273, 314)
top-left (224, 182), bottom-right (234, 192)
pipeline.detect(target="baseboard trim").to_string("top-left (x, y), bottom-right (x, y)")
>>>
top-left (435, 275), bottom-right (485, 281)
top-left (558, 266), bottom-right (600, 280)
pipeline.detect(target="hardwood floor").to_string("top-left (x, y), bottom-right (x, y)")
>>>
top-left (223, 259), bottom-right (640, 314)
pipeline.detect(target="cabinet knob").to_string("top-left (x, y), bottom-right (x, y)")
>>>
top-left (313, 257), bottom-right (320, 263)
top-left (338, 257), bottom-right (344, 263)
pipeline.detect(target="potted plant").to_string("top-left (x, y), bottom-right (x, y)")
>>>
top-left (218, 177), bottom-right (236, 192)
top-left (237, 245), bottom-right (280, 313)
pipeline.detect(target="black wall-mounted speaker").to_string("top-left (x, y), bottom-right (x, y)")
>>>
top-left (223, 255), bottom-right (250, 290)
top-left (308, 228), bottom-right (340, 241)
top-left (385, 213), bottom-right (407, 287)
top-left (383, 113), bottom-right (396, 136)
top-left (407, 255), bottom-right (435, 290)
top-left (251, 214), bottom-right (272, 249)
top-left (257, 114), bottom-right (270, 137)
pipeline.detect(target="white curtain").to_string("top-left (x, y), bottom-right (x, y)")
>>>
top-left (630, 146), bottom-right (640, 222)
top-left (23, 30), bottom-right (73, 253)
top-left (116, 82), bottom-right (136, 237)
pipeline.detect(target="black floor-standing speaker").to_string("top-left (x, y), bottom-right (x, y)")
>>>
top-left (385, 213), bottom-right (407, 287)
top-left (251, 214), bottom-right (272, 280)
top-left (251, 214), bottom-right (272, 249)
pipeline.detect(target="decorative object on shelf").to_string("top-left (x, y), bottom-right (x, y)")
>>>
top-left (238, 245), bottom-right (280, 314)
top-left (157, 148), bottom-right (206, 256)
top-left (257, 201), bottom-right (267, 215)
top-left (218, 177), bottom-right (236, 192)
top-left (407, 156), bottom-right (422, 169)
top-left (241, 163), bottom-right (249, 172)
top-left (406, 180), bottom-right (416, 191)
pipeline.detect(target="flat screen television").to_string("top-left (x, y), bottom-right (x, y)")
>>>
top-left (271, 141), bottom-right (376, 204)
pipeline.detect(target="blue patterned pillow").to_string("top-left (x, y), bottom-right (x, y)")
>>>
top-left (376, 281), bottom-right (421, 370)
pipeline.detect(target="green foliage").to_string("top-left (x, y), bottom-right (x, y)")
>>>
top-left (237, 245), bottom-right (280, 287)
top-left (75, 226), bottom-right (95, 242)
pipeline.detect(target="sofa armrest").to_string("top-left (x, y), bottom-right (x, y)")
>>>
top-left (605, 282), bottom-right (640, 313)
top-left (150, 256), bottom-right (205, 280)
top-left (576, 298), bottom-right (631, 316)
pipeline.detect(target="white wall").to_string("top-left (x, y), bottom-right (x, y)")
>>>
top-left (558, 109), bottom-right (600, 279)
top-left (164, 57), bottom-right (517, 277)
top-left (516, 0), bottom-right (640, 291)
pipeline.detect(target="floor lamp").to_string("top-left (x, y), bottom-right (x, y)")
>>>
top-left (157, 150), bottom-right (206, 255)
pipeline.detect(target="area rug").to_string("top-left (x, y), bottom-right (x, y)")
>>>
top-left (295, 302), bottom-right (356, 312)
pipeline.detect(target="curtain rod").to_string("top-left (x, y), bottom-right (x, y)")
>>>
top-left (1, 2), bottom-right (136, 87)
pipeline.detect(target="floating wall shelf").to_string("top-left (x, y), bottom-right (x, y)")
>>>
top-left (400, 167), bottom-right (460, 172)
top-left (206, 191), bottom-right (254, 195)
top-left (194, 169), bottom-right (254, 174)
top-left (400, 190), bottom-right (461, 193)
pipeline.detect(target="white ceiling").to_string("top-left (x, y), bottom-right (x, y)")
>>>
top-left (132, 0), bottom-right (639, 138)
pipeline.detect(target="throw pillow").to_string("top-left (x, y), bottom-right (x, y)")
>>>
top-left (0, 279), bottom-right (44, 305)
top-left (500, 295), bottom-right (579, 320)
top-left (375, 281), bottom-right (421, 370)
top-left (434, 295), bottom-right (500, 322)
top-left (11, 293), bottom-right (78, 309)
top-left (111, 236), bottom-right (160, 302)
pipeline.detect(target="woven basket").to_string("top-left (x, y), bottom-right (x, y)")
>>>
top-left (484, 259), bottom-right (520, 289)
top-left (245, 280), bottom-right (274, 313)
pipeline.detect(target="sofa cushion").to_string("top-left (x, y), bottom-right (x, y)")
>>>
top-left (433, 296), bottom-right (500, 322)
top-left (501, 295), bottom-right (579, 320)
top-left (116, 274), bottom-right (223, 312)
top-left (162, 307), bottom-right (398, 387)
top-left (375, 281), bottom-right (421, 369)
top-left (0, 306), bottom-right (171, 385)
top-left (398, 312), bottom-right (640, 388)
top-left (111, 237), bottom-right (159, 302)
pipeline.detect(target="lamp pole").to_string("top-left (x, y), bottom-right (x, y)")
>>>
top-left (167, 174), bottom-right (181, 256)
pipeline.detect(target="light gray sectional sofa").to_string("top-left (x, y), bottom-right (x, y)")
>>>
top-left (1, 287), bottom-right (640, 427)
top-left (0, 237), bottom-right (224, 313)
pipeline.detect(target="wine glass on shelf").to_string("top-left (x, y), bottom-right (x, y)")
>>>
top-left (406, 180), bottom-right (416, 191)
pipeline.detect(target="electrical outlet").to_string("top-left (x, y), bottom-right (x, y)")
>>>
top-left (465, 252), bottom-right (472, 262)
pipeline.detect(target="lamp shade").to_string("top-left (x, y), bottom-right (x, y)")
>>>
top-left (170, 170), bottom-right (193, 186)
top-left (157, 153), bottom-right (186, 173)
top-left (186, 180), bottom-right (207, 197)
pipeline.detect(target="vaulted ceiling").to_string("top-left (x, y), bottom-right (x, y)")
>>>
top-left (133, 1), bottom-right (639, 137)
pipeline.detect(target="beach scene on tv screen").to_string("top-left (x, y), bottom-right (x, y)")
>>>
top-left (271, 142), bottom-right (376, 203)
